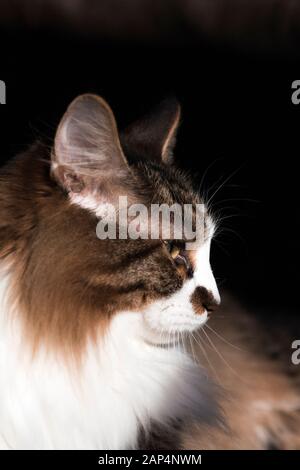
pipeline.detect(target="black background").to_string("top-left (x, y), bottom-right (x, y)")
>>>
top-left (0, 28), bottom-right (299, 317)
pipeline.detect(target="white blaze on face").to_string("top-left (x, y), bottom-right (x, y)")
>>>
top-left (193, 238), bottom-right (220, 305)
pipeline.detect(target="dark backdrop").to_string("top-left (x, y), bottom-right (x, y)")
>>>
top-left (0, 27), bottom-right (299, 316)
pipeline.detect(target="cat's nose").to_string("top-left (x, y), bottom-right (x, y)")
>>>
top-left (190, 286), bottom-right (220, 315)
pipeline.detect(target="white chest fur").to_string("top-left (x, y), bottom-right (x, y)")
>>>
top-left (0, 271), bottom-right (216, 450)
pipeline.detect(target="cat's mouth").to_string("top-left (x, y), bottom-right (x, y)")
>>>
top-left (141, 306), bottom-right (209, 345)
top-left (140, 274), bottom-right (220, 345)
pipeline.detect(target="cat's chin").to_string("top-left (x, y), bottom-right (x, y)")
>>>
top-left (140, 310), bottom-right (208, 346)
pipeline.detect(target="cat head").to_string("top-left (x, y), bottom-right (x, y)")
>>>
top-left (1, 94), bottom-right (220, 355)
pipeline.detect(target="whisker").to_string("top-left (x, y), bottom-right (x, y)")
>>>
top-left (211, 197), bottom-right (260, 207)
top-left (180, 331), bottom-right (187, 358)
top-left (191, 331), bottom-right (221, 384)
top-left (201, 328), bottom-right (245, 383)
top-left (204, 323), bottom-right (244, 352)
top-left (198, 157), bottom-right (224, 196)
top-left (188, 334), bottom-right (197, 365)
top-left (214, 227), bottom-right (249, 252)
top-left (206, 165), bottom-right (244, 209)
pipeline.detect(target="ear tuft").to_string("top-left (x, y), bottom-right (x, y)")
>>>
top-left (121, 97), bottom-right (181, 165)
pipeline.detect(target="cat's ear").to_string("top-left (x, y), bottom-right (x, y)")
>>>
top-left (121, 97), bottom-right (181, 165)
top-left (52, 94), bottom-right (129, 194)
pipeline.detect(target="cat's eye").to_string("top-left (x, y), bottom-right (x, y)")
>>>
top-left (163, 241), bottom-right (180, 259)
top-left (163, 241), bottom-right (193, 278)
top-left (170, 245), bottom-right (180, 259)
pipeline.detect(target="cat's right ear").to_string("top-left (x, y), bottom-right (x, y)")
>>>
top-left (52, 94), bottom-right (130, 194)
top-left (121, 97), bottom-right (181, 165)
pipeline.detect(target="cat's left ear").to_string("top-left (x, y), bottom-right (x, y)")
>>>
top-left (51, 94), bottom-right (131, 196)
top-left (121, 97), bottom-right (181, 165)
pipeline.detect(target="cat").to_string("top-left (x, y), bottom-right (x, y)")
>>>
top-left (1, 94), bottom-right (299, 450)
top-left (0, 94), bottom-right (223, 450)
